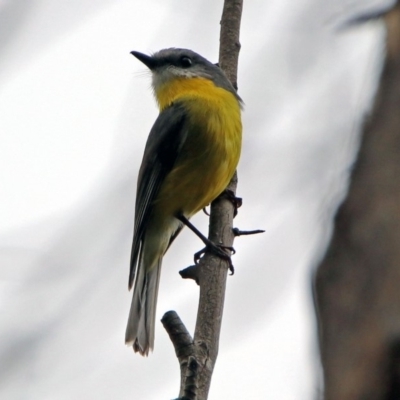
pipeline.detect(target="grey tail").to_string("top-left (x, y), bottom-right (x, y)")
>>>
top-left (125, 256), bottom-right (162, 356)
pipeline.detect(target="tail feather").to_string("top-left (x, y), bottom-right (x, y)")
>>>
top-left (125, 256), bottom-right (162, 356)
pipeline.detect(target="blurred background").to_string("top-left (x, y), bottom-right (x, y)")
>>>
top-left (0, 0), bottom-right (393, 398)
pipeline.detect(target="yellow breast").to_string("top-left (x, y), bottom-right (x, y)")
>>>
top-left (153, 77), bottom-right (242, 219)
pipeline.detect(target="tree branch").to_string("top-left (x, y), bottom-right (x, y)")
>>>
top-left (191, 174), bottom-right (239, 399)
top-left (219, 0), bottom-right (243, 89)
top-left (161, 1), bottom-right (243, 399)
top-left (161, 311), bottom-right (195, 397)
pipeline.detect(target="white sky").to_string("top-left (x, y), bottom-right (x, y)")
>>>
top-left (0, 0), bottom-right (393, 399)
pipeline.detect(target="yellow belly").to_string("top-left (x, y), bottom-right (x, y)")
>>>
top-left (152, 87), bottom-right (242, 221)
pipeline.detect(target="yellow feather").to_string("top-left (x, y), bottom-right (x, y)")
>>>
top-left (152, 77), bottom-right (242, 220)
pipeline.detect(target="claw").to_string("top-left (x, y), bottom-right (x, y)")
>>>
top-left (176, 214), bottom-right (235, 274)
top-left (194, 243), bottom-right (235, 274)
top-left (194, 247), bottom-right (206, 264)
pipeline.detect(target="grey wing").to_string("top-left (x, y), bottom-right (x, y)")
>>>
top-left (129, 102), bottom-right (188, 289)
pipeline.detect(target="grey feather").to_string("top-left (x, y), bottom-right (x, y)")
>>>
top-left (125, 251), bottom-right (162, 356)
top-left (129, 102), bottom-right (187, 289)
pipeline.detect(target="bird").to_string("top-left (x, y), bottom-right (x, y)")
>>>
top-left (126, 48), bottom-right (243, 355)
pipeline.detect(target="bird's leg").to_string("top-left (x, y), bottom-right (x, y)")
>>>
top-left (176, 214), bottom-right (235, 274)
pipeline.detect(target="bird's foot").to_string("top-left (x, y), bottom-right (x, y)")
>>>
top-left (194, 241), bottom-right (235, 275)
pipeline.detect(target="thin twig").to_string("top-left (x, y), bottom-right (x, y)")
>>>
top-left (232, 228), bottom-right (265, 236)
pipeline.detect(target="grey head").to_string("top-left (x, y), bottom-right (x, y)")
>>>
top-left (131, 48), bottom-right (241, 102)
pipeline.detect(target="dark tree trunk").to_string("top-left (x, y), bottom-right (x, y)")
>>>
top-left (315, 3), bottom-right (400, 399)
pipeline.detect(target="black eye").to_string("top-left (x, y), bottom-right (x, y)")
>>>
top-left (180, 56), bottom-right (192, 68)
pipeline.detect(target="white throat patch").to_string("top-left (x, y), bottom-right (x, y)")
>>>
top-left (151, 66), bottom-right (206, 92)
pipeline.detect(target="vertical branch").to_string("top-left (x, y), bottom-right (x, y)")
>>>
top-left (315, 3), bottom-right (400, 399)
top-left (162, 1), bottom-right (243, 399)
top-left (192, 176), bottom-right (239, 399)
top-left (191, 2), bottom-right (243, 398)
top-left (219, 0), bottom-right (243, 87)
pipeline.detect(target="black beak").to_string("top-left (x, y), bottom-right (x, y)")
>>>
top-left (130, 51), bottom-right (157, 70)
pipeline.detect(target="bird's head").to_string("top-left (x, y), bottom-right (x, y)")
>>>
top-left (131, 48), bottom-right (238, 102)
